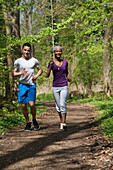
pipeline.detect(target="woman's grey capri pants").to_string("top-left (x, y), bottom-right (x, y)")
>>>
top-left (52, 86), bottom-right (68, 114)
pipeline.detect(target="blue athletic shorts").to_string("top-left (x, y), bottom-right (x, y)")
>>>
top-left (18, 83), bottom-right (36, 104)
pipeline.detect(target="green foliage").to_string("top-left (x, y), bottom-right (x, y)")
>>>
top-left (0, 112), bottom-right (25, 135)
top-left (37, 93), bottom-right (54, 101)
top-left (67, 96), bottom-right (77, 103)
top-left (76, 97), bottom-right (113, 138)
top-left (0, 100), bottom-right (47, 135)
top-left (1, 0), bottom-right (113, 95)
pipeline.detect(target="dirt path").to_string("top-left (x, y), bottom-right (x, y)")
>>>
top-left (0, 102), bottom-right (113, 170)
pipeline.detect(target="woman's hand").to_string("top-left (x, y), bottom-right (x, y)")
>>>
top-left (67, 77), bottom-right (72, 82)
top-left (46, 61), bottom-right (54, 78)
top-left (67, 74), bottom-right (72, 82)
top-left (50, 61), bottom-right (54, 68)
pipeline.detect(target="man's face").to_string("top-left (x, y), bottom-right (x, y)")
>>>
top-left (22, 46), bottom-right (31, 59)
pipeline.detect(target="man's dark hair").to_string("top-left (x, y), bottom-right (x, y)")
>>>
top-left (22, 43), bottom-right (31, 49)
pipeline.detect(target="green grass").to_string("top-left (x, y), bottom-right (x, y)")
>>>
top-left (0, 112), bottom-right (25, 135)
top-left (76, 98), bottom-right (113, 138)
top-left (37, 93), bottom-right (54, 101)
top-left (0, 101), bottom-right (47, 136)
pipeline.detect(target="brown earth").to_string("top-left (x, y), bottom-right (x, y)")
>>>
top-left (0, 101), bottom-right (113, 170)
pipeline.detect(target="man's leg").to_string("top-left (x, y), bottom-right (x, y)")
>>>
top-left (22, 103), bottom-right (29, 123)
top-left (18, 84), bottom-right (33, 131)
top-left (29, 101), bottom-right (36, 119)
top-left (27, 85), bottom-right (39, 130)
top-left (22, 103), bottom-right (32, 131)
top-left (29, 101), bottom-right (40, 130)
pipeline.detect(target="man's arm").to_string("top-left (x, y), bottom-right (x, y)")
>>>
top-left (32, 66), bottom-right (43, 81)
top-left (12, 68), bottom-right (27, 77)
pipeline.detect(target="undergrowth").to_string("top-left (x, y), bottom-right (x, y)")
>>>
top-left (0, 100), bottom-right (47, 136)
top-left (37, 93), bottom-right (54, 101)
top-left (76, 97), bottom-right (113, 139)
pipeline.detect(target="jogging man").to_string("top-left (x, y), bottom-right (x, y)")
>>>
top-left (13, 43), bottom-right (43, 131)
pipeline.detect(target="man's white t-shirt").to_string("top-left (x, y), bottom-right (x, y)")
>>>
top-left (14, 57), bottom-right (40, 85)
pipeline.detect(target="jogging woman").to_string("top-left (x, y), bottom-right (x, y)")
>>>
top-left (46, 46), bottom-right (72, 130)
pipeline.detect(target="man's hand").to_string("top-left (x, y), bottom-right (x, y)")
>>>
top-left (13, 68), bottom-right (28, 77)
top-left (32, 75), bottom-right (37, 81)
top-left (21, 69), bottom-right (28, 75)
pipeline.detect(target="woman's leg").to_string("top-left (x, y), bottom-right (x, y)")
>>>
top-left (52, 87), bottom-right (61, 121)
top-left (52, 86), bottom-right (68, 127)
top-left (60, 86), bottom-right (68, 124)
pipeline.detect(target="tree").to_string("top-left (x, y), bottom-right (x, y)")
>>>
top-left (2, 0), bottom-right (20, 100)
top-left (69, 0), bottom-right (113, 96)
top-left (103, 3), bottom-right (113, 96)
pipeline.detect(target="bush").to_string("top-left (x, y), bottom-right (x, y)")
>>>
top-left (37, 93), bottom-right (54, 101)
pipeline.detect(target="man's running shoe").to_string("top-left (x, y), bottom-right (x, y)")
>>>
top-left (24, 122), bottom-right (32, 131)
top-left (33, 119), bottom-right (40, 130)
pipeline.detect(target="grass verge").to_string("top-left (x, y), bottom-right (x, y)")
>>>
top-left (37, 93), bottom-right (54, 101)
top-left (74, 98), bottom-right (113, 139)
top-left (0, 101), bottom-right (47, 136)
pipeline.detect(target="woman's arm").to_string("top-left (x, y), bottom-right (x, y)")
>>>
top-left (46, 61), bottom-right (54, 78)
top-left (66, 63), bottom-right (72, 82)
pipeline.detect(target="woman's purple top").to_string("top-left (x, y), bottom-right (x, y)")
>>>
top-left (48, 60), bottom-right (68, 87)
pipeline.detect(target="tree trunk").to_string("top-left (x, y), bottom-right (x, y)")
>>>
top-left (103, 15), bottom-right (113, 97)
top-left (3, 6), bottom-right (13, 100)
top-left (3, 1), bottom-right (20, 100)
top-left (28, 0), bottom-right (35, 57)
top-left (11, 1), bottom-right (21, 60)
top-left (51, 0), bottom-right (54, 59)
top-left (11, 1), bottom-right (21, 100)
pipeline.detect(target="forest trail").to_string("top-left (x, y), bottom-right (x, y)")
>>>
top-left (0, 102), bottom-right (113, 170)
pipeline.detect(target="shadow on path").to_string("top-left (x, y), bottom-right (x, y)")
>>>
top-left (0, 102), bottom-right (98, 169)
top-left (0, 122), bottom-right (97, 169)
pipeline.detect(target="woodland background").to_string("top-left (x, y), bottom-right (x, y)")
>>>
top-left (0, 0), bottom-right (113, 100)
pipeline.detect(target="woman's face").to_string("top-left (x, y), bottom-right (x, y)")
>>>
top-left (54, 49), bottom-right (62, 58)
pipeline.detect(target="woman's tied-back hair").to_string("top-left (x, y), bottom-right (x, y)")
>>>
top-left (53, 46), bottom-right (62, 53)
